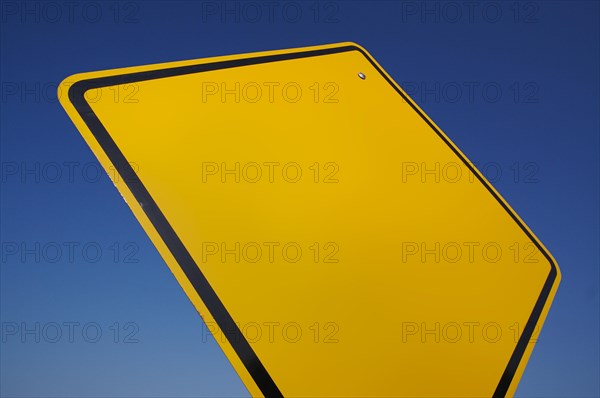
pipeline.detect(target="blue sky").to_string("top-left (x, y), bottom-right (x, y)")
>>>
top-left (1, 1), bottom-right (598, 397)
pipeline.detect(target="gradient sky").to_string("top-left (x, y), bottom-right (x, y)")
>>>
top-left (1, 1), bottom-right (598, 397)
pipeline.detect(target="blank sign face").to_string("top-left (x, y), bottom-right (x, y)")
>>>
top-left (61, 43), bottom-right (559, 398)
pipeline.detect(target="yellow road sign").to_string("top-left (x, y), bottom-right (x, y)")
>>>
top-left (59, 42), bottom-right (560, 397)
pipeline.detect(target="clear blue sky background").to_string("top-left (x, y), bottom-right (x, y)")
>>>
top-left (1, 1), bottom-right (598, 397)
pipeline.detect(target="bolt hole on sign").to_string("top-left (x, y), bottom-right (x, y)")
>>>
top-left (59, 43), bottom-right (560, 398)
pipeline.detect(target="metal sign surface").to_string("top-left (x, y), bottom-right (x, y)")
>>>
top-left (60, 42), bottom-right (560, 397)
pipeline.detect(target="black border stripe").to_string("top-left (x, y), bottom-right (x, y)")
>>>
top-left (69, 91), bottom-right (285, 397)
top-left (68, 44), bottom-right (557, 398)
top-left (352, 46), bottom-right (558, 398)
